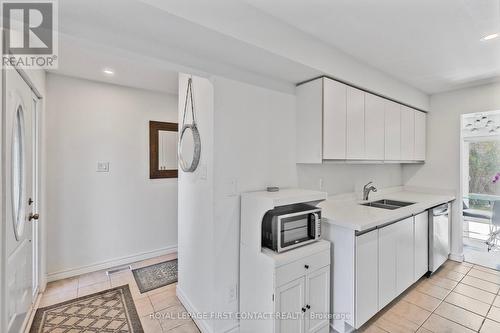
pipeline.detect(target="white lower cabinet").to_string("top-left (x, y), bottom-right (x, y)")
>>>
top-left (414, 212), bottom-right (429, 280)
top-left (306, 266), bottom-right (330, 333)
top-left (378, 217), bottom-right (415, 308)
top-left (396, 217), bottom-right (414, 294)
top-left (351, 214), bottom-right (429, 329)
top-left (378, 222), bottom-right (398, 309)
top-left (276, 277), bottom-right (306, 333)
top-left (355, 230), bottom-right (378, 328)
top-left (275, 250), bottom-right (331, 333)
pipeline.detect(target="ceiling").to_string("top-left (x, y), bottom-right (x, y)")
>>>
top-left (53, 34), bottom-right (179, 95)
top-left (53, 0), bottom-right (320, 95)
top-left (53, 0), bottom-right (500, 97)
top-left (246, 0), bottom-right (500, 94)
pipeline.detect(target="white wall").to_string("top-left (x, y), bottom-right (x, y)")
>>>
top-left (403, 82), bottom-right (500, 258)
top-left (212, 76), bottom-right (297, 332)
top-left (177, 74), bottom-right (297, 333)
top-left (298, 164), bottom-right (403, 196)
top-left (177, 73), bottom-right (216, 333)
top-left (45, 74), bottom-right (178, 277)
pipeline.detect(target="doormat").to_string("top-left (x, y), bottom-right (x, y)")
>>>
top-left (30, 285), bottom-right (143, 332)
top-left (132, 259), bottom-right (178, 293)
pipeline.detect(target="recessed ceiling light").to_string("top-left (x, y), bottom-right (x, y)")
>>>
top-left (481, 33), bottom-right (499, 41)
top-left (103, 68), bottom-right (114, 75)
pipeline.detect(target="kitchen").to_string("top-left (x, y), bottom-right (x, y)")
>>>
top-left (3, 1), bottom-right (500, 333)
top-left (239, 76), bottom-right (457, 333)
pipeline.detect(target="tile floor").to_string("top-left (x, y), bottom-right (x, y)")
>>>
top-left (34, 256), bottom-right (500, 333)
top-left (33, 253), bottom-right (199, 333)
top-left (359, 260), bottom-right (500, 333)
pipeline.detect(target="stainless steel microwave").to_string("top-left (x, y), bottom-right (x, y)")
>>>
top-left (261, 203), bottom-right (321, 253)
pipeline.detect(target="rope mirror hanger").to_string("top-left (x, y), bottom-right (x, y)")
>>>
top-left (178, 77), bottom-right (201, 172)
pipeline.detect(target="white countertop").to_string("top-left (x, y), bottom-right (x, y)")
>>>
top-left (320, 190), bottom-right (455, 232)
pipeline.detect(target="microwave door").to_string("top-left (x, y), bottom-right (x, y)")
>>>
top-left (278, 212), bottom-right (317, 251)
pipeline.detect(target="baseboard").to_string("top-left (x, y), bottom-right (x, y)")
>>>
top-left (449, 252), bottom-right (465, 262)
top-left (46, 245), bottom-right (177, 282)
top-left (176, 285), bottom-right (213, 333)
top-left (22, 292), bottom-right (42, 333)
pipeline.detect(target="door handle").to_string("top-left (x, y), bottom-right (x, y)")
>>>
top-left (29, 213), bottom-right (39, 221)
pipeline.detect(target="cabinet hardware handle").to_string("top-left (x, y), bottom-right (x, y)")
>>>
top-left (301, 307), bottom-right (306, 313)
top-left (306, 305), bottom-right (311, 309)
top-left (29, 213), bottom-right (39, 221)
top-left (304, 265), bottom-right (309, 269)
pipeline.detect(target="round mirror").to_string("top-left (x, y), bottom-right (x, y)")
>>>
top-left (178, 124), bottom-right (201, 172)
top-left (12, 104), bottom-right (26, 240)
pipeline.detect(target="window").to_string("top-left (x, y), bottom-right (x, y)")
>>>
top-left (12, 104), bottom-right (26, 240)
top-left (466, 140), bottom-right (500, 209)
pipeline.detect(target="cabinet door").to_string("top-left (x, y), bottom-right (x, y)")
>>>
top-left (355, 230), bottom-right (378, 328)
top-left (415, 111), bottom-right (426, 161)
top-left (378, 222), bottom-right (398, 309)
top-left (297, 78), bottom-right (323, 163)
top-left (305, 266), bottom-right (330, 333)
top-left (396, 217), bottom-right (414, 294)
top-left (365, 94), bottom-right (385, 160)
top-left (276, 277), bottom-right (306, 333)
top-left (323, 79), bottom-right (347, 160)
top-left (384, 101), bottom-right (401, 160)
top-left (346, 87), bottom-right (365, 159)
top-left (401, 106), bottom-right (415, 161)
top-left (414, 212), bottom-right (429, 280)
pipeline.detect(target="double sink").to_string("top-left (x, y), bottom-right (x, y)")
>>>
top-left (361, 199), bottom-right (415, 210)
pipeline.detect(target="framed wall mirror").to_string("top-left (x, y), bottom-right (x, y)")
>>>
top-left (149, 121), bottom-right (178, 179)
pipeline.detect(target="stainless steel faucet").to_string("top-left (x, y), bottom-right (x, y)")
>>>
top-left (363, 182), bottom-right (378, 201)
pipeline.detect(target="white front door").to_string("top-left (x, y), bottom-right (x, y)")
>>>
top-left (4, 68), bottom-right (38, 333)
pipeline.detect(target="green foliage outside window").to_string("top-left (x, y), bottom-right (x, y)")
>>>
top-left (469, 141), bottom-right (500, 210)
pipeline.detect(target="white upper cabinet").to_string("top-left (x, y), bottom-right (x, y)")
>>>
top-left (296, 79), bottom-right (324, 163)
top-left (384, 101), bottom-right (402, 161)
top-left (364, 94), bottom-right (385, 160)
top-left (323, 79), bottom-right (347, 160)
top-left (296, 77), bottom-right (426, 163)
top-left (346, 87), bottom-right (365, 159)
top-left (400, 106), bottom-right (415, 161)
top-left (415, 111), bottom-right (427, 161)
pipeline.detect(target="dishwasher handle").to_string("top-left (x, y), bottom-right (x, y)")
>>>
top-left (432, 203), bottom-right (450, 216)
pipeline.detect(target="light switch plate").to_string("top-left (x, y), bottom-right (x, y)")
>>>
top-left (97, 162), bottom-right (109, 172)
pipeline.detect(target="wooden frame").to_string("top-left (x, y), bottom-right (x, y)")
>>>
top-left (149, 121), bottom-right (178, 179)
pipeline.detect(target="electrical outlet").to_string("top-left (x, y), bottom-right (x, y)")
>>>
top-left (228, 284), bottom-right (238, 303)
top-left (225, 179), bottom-right (238, 197)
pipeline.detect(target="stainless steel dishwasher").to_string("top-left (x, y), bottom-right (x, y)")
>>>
top-left (428, 203), bottom-right (451, 273)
